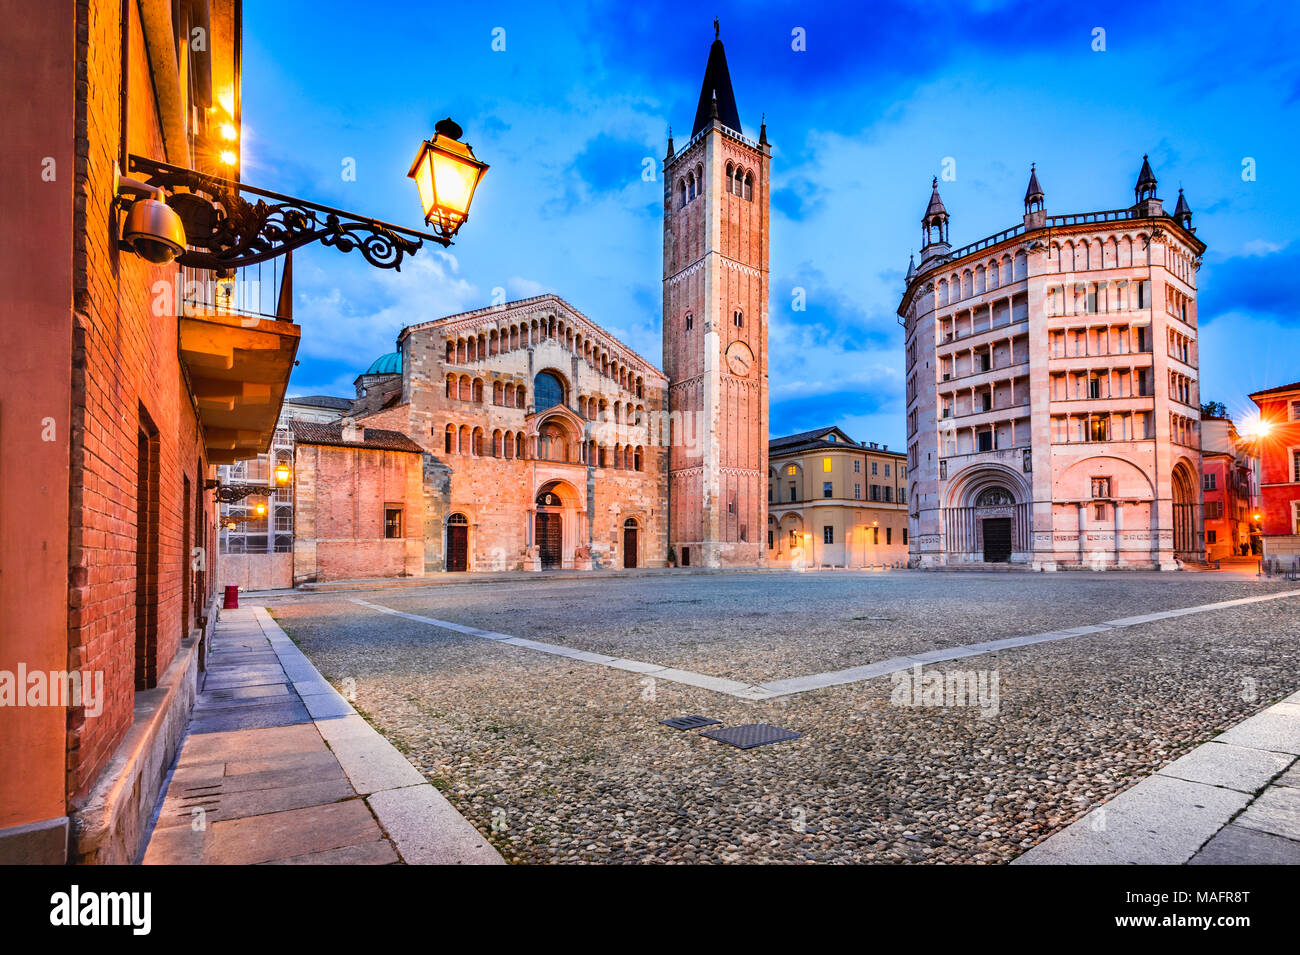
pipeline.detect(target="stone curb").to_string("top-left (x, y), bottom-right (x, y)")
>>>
top-left (1013, 692), bottom-right (1300, 865)
top-left (251, 607), bottom-right (505, 865)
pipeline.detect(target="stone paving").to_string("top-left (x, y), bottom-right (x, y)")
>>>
top-left (261, 570), bottom-right (1300, 864)
top-left (1017, 692), bottom-right (1300, 864)
top-left (141, 607), bottom-right (501, 865)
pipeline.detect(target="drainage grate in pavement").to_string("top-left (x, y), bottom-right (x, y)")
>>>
top-left (659, 715), bottom-right (722, 731)
top-left (702, 723), bottom-right (803, 749)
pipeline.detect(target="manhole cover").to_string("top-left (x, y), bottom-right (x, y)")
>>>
top-left (660, 715), bottom-right (721, 731)
top-left (702, 723), bottom-right (803, 749)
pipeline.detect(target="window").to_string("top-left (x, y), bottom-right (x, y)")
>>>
top-left (787, 465), bottom-right (797, 475)
top-left (768, 530), bottom-right (774, 549)
top-left (733, 309), bottom-right (744, 328)
top-left (823, 481), bottom-right (833, 498)
top-left (884, 463), bottom-right (891, 477)
top-left (533, 371), bottom-right (564, 411)
top-left (978, 430), bottom-right (994, 452)
top-left (854, 483), bottom-right (861, 500)
top-left (1203, 473), bottom-right (1216, 491)
top-left (384, 507), bottom-right (403, 539)
top-left (1290, 400), bottom-right (1300, 421)
top-left (1093, 503), bottom-right (1107, 520)
top-left (1091, 477), bottom-right (1111, 498)
top-left (1206, 529), bottom-right (1217, 544)
top-left (823, 526), bottom-right (834, 544)
top-left (873, 527), bottom-right (880, 544)
top-left (1205, 502), bottom-right (1223, 519)
top-left (685, 313), bottom-right (694, 331)
top-left (903, 528), bottom-right (909, 545)
top-left (788, 484), bottom-right (797, 502)
top-left (854, 460), bottom-right (860, 473)
top-left (886, 527), bottom-right (892, 545)
top-left (1089, 415), bottom-right (1109, 442)
top-left (1293, 449), bottom-right (1300, 483)
top-left (871, 462), bottom-right (878, 475)
top-left (823, 457), bottom-right (832, 472)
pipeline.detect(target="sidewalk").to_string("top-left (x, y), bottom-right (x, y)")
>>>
top-left (141, 606), bottom-right (502, 865)
top-left (1015, 692), bottom-right (1300, 865)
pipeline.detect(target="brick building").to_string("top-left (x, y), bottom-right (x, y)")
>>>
top-left (1249, 380), bottom-right (1300, 561)
top-left (1200, 415), bottom-right (1258, 560)
top-left (1, 1), bottom-right (295, 862)
top-left (899, 159), bottom-right (1206, 570)
top-left (767, 428), bottom-right (909, 567)
top-left (290, 420), bottom-right (426, 582)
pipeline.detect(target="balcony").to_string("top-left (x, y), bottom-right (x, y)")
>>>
top-left (178, 255), bottom-right (300, 465)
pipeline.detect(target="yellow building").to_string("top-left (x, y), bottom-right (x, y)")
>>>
top-left (767, 427), bottom-right (909, 568)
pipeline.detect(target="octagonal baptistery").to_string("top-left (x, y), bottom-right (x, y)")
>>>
top-left (898, 159), bottom-right (1206, 570)
top-left (354, 294), bottom-right (670, 572)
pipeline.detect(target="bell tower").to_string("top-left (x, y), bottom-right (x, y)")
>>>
top-left (663, 23), bottom-right (770, 568)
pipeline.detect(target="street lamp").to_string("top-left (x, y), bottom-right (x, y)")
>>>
top-left (408, 118), bottom-right (489, 240)
top-left (274, 462), bottom-right (292, 486)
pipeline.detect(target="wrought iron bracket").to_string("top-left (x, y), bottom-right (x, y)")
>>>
top-left (128, 155), bottom-right (446, 273)
top-left (205, 481), bottom-right (272, 503)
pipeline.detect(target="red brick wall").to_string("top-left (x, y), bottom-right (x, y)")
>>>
top-left (293, 443), bottom-right (425, 581)
top-left (65, 0), bottom-right (215, 802)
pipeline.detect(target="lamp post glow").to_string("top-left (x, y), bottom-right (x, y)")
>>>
top-left (274, 463), bottom-right (292, 486)
top-left (408, 118), bottom-right (488, 240)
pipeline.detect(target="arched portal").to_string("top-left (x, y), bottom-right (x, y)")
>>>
top-left (533, 480), bottom-right (582, 570)
top-left (944, 465), bottom-right (1032, 563)
top-left (446, 512), bottom-right (469, 572)
top-left (1172, 460), bottom-right (1198, 557)
top-left (622, 517), bottom-right (639, 569)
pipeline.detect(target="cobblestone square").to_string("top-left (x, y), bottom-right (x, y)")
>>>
top-left (263, 570), bottom-right (1300, 864)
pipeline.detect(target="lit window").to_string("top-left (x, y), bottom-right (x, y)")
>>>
top-left (787, 465), bottom-right (796, 475)
top-left (384, 507), bottom-right (403, 539)
top-left (823, 457), bottom-right (832, 472)
top-left (823, 526), bottom-right (834, 544)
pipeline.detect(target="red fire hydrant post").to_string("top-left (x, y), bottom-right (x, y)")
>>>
top-left (223, 585), bottom-right (239, 609)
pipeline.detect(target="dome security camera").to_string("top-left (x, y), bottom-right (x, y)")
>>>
top-left (115, 169), bottom-right (187, 264)
top-left (122, 195), bottom-right (187, 264)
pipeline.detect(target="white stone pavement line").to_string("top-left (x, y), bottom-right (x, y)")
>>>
top-left (1013, 690), bottom-right (1300, 865)
top-left (250, 606), bottom-right (505, 864)
top-left (350, 589), bottom-right (1300, 703)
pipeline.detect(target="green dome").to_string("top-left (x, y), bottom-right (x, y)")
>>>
top-left (365, 351), bottom-right (401, 375)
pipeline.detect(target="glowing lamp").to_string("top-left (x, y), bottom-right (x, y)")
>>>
top-left (274, 463), bottom-right (292, 486)
top-left (408, 118), bottom-right (488, 239)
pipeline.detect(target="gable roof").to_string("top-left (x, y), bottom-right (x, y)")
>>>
top-left (288, 395), bottom-right (353, 411)
top-left (1249, 380), bottom-right (1300, 399)
top-left (289, 420), bottom-right (424, 454)
top-left (398, 293), bottom-right (666, 382)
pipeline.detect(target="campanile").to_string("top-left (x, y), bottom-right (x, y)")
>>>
top-left (663, 23), bottom-right (770, 568)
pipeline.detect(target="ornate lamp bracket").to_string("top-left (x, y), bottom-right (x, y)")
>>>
top-left (205, 481), bottom-right (271, 503)
top-left (128, 155), bottom-right (446, 273)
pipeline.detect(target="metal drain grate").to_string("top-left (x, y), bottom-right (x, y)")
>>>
top-left (659, 715), bottom-right (722, 731)
top-left (702, 723), bottom-right (803, 749)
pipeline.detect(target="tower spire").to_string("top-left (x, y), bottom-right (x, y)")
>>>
top-left (921, 177), bottom-right (950, 260)
top-left (691, 25), bottom-right (741, 137)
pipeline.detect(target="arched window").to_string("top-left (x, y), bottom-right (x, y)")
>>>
top-left (445, 424), bottom-right (454, 454)
top-left (472, 427), bottom-right (484, 456)
top-left (539, 421), bottom-right (567, 462)
top-left (733, 309), bottom-right (743, 328)
top-left (472, 379), bottom-right (484, 403)
top-left (743, 172), bottom-right (752, 200)
top-left (634, 446), bottom-right (644, 471)
top-left (492, 429), bottom-right (503, 457)
top-left (534, 371), bottom-right (564, 411)
top-left (679, 180), bottom-right (687, 208)
top-left (685, 312), bottom-right (694, 331)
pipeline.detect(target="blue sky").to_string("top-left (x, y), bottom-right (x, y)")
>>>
top-left (243, 0), bottom-right (1300, 448)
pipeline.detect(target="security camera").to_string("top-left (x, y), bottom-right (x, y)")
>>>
top-left (116, 170), bottom-right (187, 264)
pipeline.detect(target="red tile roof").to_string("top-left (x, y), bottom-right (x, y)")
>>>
top-left (289, 421), bottom-right (424, 454)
